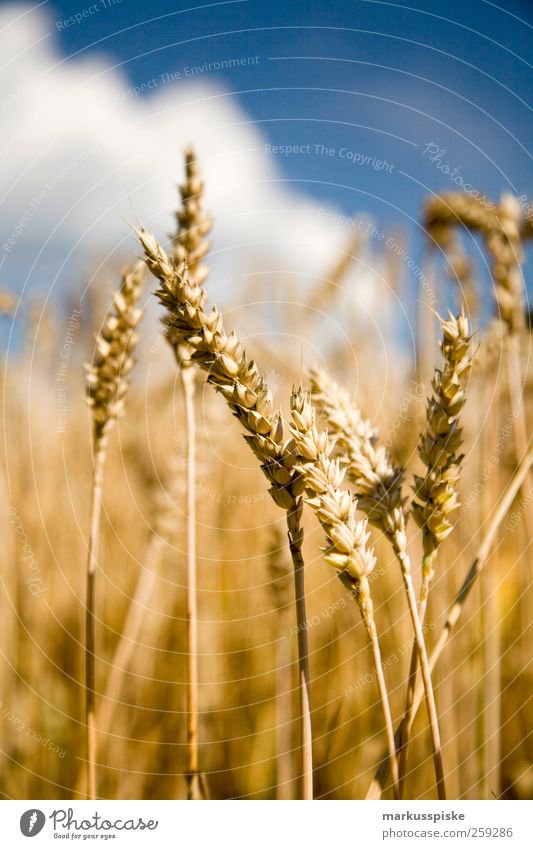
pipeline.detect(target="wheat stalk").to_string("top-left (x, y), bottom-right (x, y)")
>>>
top-left (310, 367), bottom-right (446, 798)
top-left (267, 525), bottom-right (294, 799)
top-left (289, 388), bottom-right (400, 800)
top-left (138, 229), bottom-right (314, 798)
top-left (168, 147), bottom-right (212, 800)
top-left (85, 262), bottom-right (144, 799)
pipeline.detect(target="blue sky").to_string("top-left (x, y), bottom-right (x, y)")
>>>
top-left (1, 0), bottom-right (531, 344)
top-left (47, 0), bottom-right (532, 227)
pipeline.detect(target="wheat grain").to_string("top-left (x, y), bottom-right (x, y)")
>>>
top-left (138, 229), bottom-right (314, 798)
top-left (310, 366), bottom-right (446, 798)
top-left (86, 263), bottom-right (144, 448)
top-left (412, 311), bottom-right (472, 596)
top-left (139, 231), bottom-right (303, 511)
top-left (289, 388), bottom-right (400, 800)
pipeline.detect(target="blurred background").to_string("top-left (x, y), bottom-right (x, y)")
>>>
top-left (0, 0), bottom-right (531, 800)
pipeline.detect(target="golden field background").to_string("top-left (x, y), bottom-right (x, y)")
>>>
top-left (0, 210), bottom-right (532, 801)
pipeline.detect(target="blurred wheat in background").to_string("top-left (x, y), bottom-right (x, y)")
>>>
top-left (1, 137), bottom-right (531, 801)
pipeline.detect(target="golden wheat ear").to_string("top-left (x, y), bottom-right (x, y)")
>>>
top-left (138, 226), bottom-right (314, 799)
top-left (412, 310), bottom-right (472, 591)
top-left (84, 261), bottom-right (144, 801)
top-left (289, 387), bottom-right (401, 800)
top-left (86, 262), bottom-right (145, 448)
top-left (309, 366), bottom-right (446, 798)
top-left (172, 147), bottom-right (212, 284)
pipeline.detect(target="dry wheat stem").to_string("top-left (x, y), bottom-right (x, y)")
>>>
top-left (480, 381), bottom-right (502, 798)
top-left (290, 388), bottom-right (400, 800)
top-left (84, 263), bottom-right (144, 799)
top-left (181, 365), bottom-right (203, 800)
top-left (267, 527), bottom-right (294, 799)
top-left (138, 229), bottom-right (313, 798)
top-left (85, 452), bottom-right (103, 801)
top-left (366, 443), bottom-right (533, 799)
top-left (170, 148), bottom-right (212, 800)
top-left (310, 366), bottom-right (446, 799)
top-left (75, 454), bottom-right (187, 799)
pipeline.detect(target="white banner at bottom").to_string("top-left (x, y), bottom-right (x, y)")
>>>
top-left (2, 800), bottom-right (531, 848)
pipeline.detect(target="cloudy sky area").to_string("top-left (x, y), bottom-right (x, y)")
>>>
top-left (0, 0), bottom-right (531, 347)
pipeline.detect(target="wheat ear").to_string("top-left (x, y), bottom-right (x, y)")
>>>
top-left (310, 367), bottom-right (446, 799)
top-left (138, 229), bottom-right (314, 798)
top-left (289, 388), bottom-right (400, 800)
top-left (396, 311), bottom-right (471, 795)
top-left (168, 147), bottom-right (212, 800)
top-left (425, 192), bottom-right (533, 541)
top-left (85, 262), bottom-right (144, 799)
top-left (366, 443), bottom-right (533, 799)
top-left (412, 311), bottom-right (472, 603)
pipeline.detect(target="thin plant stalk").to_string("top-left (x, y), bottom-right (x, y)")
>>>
top-left (397, 551), bottom-right (433, 796)
top-left (364, 610), bottom-right (401, 799)
top-left (85, 446), bottom-right (105, 801)
top-left (287, 510), bottom-right (312, 800)
top-left (181, 364), bottom-right (202, 799)
top-left (84, 263), bottom-right (144, 801)
top-left (506, 333), bottom-right (533, 538)
top-left (267, 525), bottom-right (294, 799)
top-left (74, 534), bottom-right (165, 797)
top-left (274, 632), bottom-right (293, 799)
top-left (366, 444), bottom-right (533, 799)
top-left (480, 382), bottom-right (501, 798)
top-left (396, 550), bottom-right (446, 799)
top-left (337, 577), bottom-right (401, 800)
top-left (170, 148), bottom-right (211, 798)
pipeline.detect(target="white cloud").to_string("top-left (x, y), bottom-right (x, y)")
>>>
top-left (0, 2), bottom-right (388, 354)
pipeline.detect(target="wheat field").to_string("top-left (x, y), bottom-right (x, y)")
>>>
top-left (0, 150), bottom-right (532, 802)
